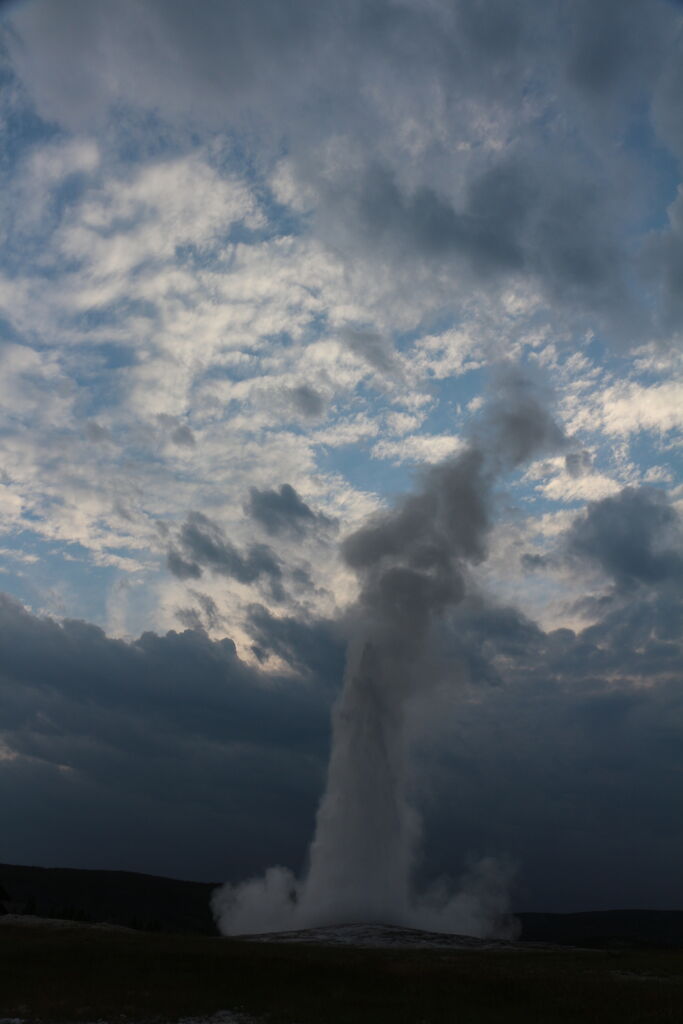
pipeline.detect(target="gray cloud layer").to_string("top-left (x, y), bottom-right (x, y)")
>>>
top-left (568, 486), bottom-right (683, 590)
top-left (6, 0), bottom-right (683, 343)
top-left (0, 592), bottom-right (334, 883)
top-left (168, 511), bottom-right (284, 599)
top-left (246, 483), bottom-right (333, 538)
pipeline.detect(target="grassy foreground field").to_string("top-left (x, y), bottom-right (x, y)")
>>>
top-left (1, 921), bottom-right (682, 1024)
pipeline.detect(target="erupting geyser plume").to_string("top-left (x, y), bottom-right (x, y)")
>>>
top-left (213, 373), bottom-right (565, 936)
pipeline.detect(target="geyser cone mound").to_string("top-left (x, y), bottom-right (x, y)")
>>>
top-left (237, 922), bottom-right (526, 950)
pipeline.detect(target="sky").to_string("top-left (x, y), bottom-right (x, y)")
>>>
top-left (0, 0), bottom-right (682, 914)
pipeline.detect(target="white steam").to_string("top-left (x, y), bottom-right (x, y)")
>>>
top-left (213, 637), bottom-right (517, 937)
top-left (213, 375), bottom-right (564, 938)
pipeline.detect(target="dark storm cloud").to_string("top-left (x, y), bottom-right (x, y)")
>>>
top-left (246, 483), bottom-right (333, 538)
top-left (157, 415), bottom-right (196, 448)
top-left (341, 326), bottom-right (403, 377)
top-left (564, 450), bottom-right (592, 478)
top-left (175, 592), bottom-right (224, 632)
top-left (171, 424), bottom-right (196, 447)
top-left (350, 163), bottom-right (529, 273)
top-left (520, 551), bottom-right (552, 571)
top-left (568, 486), bottom-right (683, 589)
top-left (652, 29), bottom-right (683, 163)
top-left (289, 384), bottom-right (325, 419)
top-left (643, 193), bottom-right (683, 334)
top-left (2, 545), bottom-right (682, 907)
top-left (5, 0), bottom-right (327, 128)
top-left (564, 0), bottom-right (662, 97)
top-left (174, 605), bottom-right (205, 631)
top-left (168, 511), bottom-right (283, 597)
top-left (440, 582), bottom-right (682, 691)
top-left (84, 420), bottom-right (111, 443)
top-left (0, 593), bottom-right (329, 750)
top-left (247, 603), bottom-right (345, 682)
top-left (417, 580), bottom-right (683, 910)
top-left (0, 592), bottom-right (331, 883)
top-left (167, 547), bottom-right (202, 581)
top-left (328, 157), bottom-right (630, 327)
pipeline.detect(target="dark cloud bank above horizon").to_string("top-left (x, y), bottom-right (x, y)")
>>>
top-left (1, 482), bottom-right (682, 913)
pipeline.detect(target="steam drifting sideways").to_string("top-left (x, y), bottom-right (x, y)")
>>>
top-left (212, 373), bottom-right (566, 937)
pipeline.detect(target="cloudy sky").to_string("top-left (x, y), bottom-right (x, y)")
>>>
top-left (0, 0), bottom-right (682, 914)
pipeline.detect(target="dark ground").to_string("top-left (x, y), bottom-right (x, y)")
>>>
top-left (1, 918), bottom-right (683, 1024)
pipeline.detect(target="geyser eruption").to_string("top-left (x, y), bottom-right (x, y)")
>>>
top-left (300, 640), bottom-right (420, 926)
top-left (213, 373), bottom-right (565, 937)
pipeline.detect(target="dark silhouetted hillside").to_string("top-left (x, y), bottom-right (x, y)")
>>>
top-left (0, 863), bottom-right (217, 933)
top-left (516, 910), bottom-right (683, 948)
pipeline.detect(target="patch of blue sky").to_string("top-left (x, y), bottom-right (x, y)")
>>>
top-left (0, 63), bottom-right (57, 163)
top-left (296, 309), bottom-right (330, 345)
top-left (514, 486), bottom-right (575, 520)
top-left (0, 533), bottom-right (116, 624)
top-left (0, 564), bottom-right (39, 615)
top-left (0, 313), bottom-right (24, 345)
top-left (0, 230), bottom-right (80, 282)
top-left (48, 156), bottom-right (98, 201)
top-left (210, 135), bottom-right (307, 228)
top-left (394, 308), bottom-right (466, 351)
top-left (56, 343), bottom-right (137, 416)
top-left (175, 214), bottom-right (282, 260)
top-left (73, 302), bottom-right (156, 335)
top-left (316, 442), bottom-right (416, 506)
top-left (423, 367), bottom-right (488, 429)
top-left (98, 109), bottom-right (295, 246)
top-left (257, 192), bottom-right (308, 243)
top-left (628, 430), bottom-right (682, 478)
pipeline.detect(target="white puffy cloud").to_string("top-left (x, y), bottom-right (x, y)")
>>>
top-left (372, 433), bottom-right (463, 465)
top-left (540, 471), bottom-right (622, 503)
top-left (567, 381), bottom-right (683, 439)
